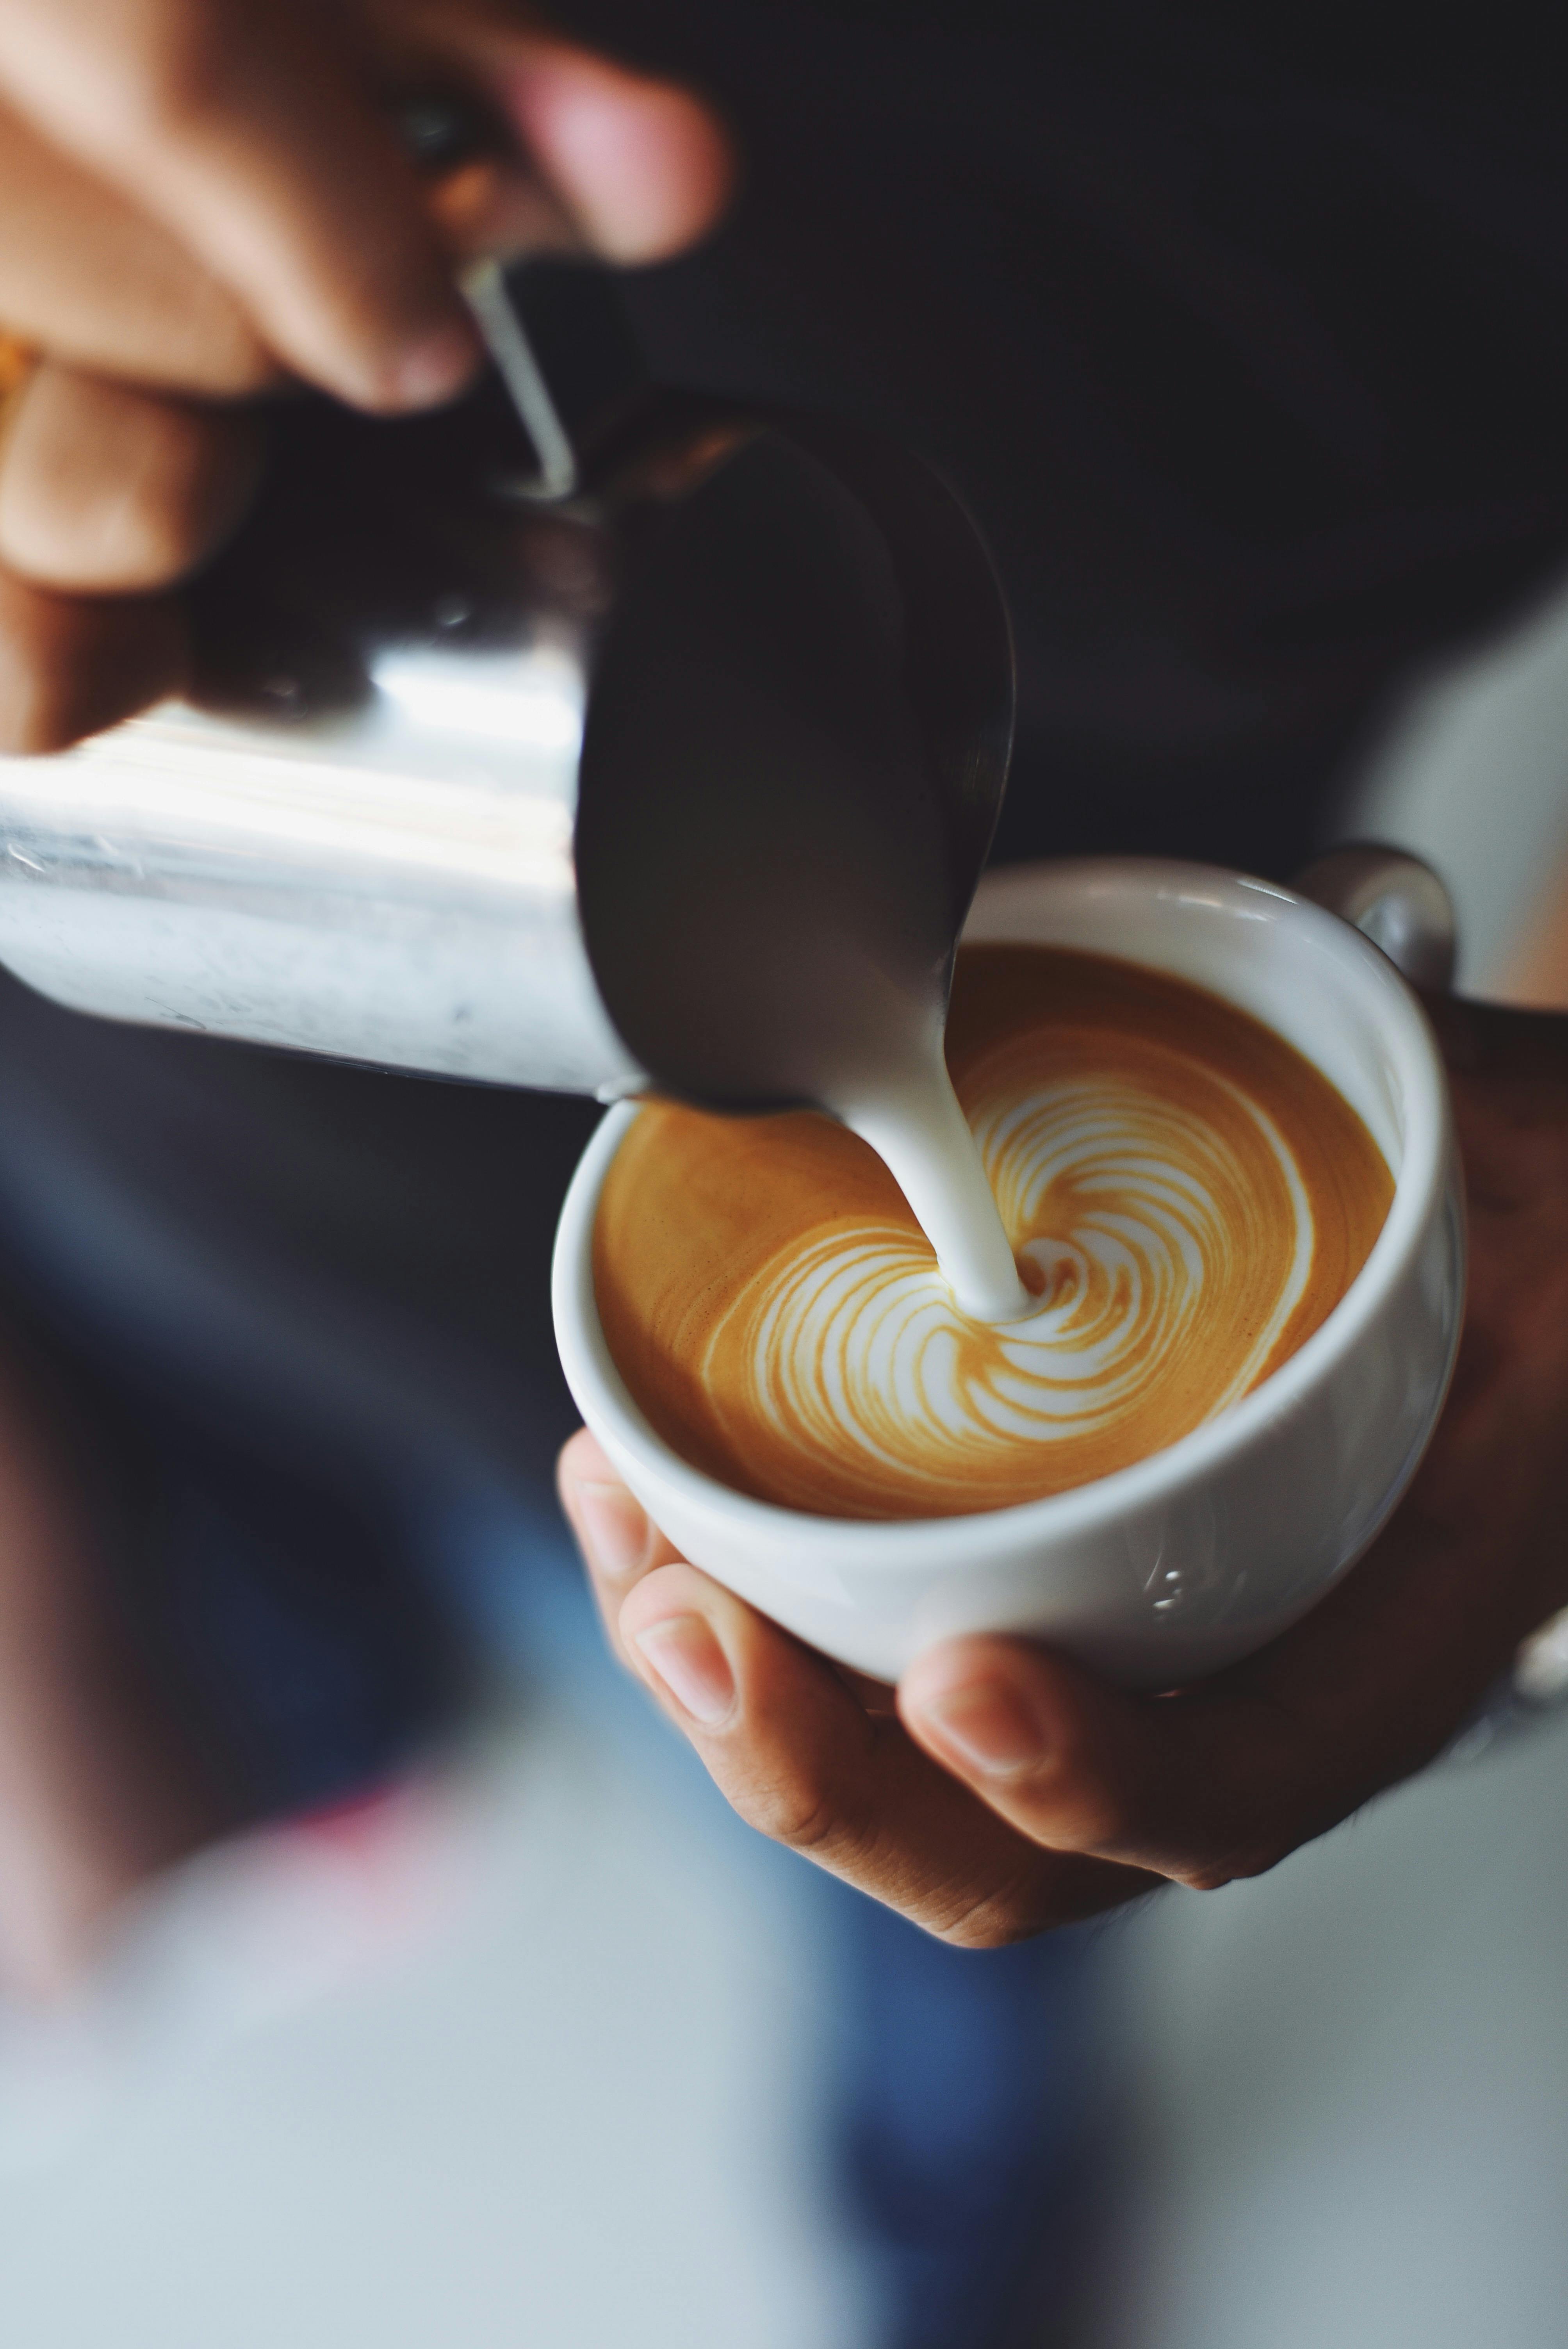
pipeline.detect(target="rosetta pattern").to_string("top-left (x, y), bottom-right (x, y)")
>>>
top-left (593, 948), bottom-right (1394, 1523)
top-left (713, 1064), bottom-right (1315, 1517)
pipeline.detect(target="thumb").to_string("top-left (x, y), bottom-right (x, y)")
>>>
top-left (897, 1636), bottom-right (1312, 1890)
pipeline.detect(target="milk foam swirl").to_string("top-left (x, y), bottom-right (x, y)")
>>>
top-left (732, 1068), bottom-right (1314, 1514)
top-left (592, 946), bottom-right (1392, 1520)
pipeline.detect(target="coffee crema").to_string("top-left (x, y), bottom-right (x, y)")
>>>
top-left (593, 945), bottom-right (1393, 1519)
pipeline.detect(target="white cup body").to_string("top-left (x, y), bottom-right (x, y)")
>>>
top-left (552, 859), bottom-right (1464, 1688)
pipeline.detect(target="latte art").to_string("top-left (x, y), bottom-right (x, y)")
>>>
top-left (594, 947), bottom-right (1393, 1518)
top-left (747, 1069), bottom-right (1314, 1510)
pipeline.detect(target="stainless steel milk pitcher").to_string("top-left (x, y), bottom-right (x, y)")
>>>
top-left (0, 241), bottom-right (1014, 1109)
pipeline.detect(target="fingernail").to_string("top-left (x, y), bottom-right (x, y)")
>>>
top-left (385, 320), bottom-right (480, 410)
top-left (634, 1614), bottom-right (735, 1726)
top-left (571, 1481), bottom-right (650, 1581)
top-left (916, 1680), bottom-right (1048, 1778)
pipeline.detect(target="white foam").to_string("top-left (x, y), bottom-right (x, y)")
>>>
top-left (731, 1069), bottom-right (1318, 1500)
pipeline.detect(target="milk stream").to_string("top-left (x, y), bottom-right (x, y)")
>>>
top-left (830, 1032), bottom-right (1035, 1326)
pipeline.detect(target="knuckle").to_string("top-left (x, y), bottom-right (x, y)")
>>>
top-left (731, 1763), bottom-right (844, 1856)
top-left (928, 1866), bottom-right (1054, 1950)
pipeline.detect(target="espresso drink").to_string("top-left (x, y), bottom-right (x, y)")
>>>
top-left (594, 945), bottom-right (1393, 1519)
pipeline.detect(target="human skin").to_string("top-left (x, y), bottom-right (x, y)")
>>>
top-left (0, 0), bottom-right (731, 1989)
top-left (0, 0), bottom-right (732, 746)
top-left (561, 990), bottom-right (1568, 1943)
top-left (4, 0), bottom-right (1566, 1965)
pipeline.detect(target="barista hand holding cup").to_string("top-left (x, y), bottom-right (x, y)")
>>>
top-left (563, 952), bottom-right (1568, 1944)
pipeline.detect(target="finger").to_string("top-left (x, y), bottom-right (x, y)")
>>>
top-left (557, 1429), bottom-right (684, 1669)
top-left (0, 362), bottom-right (263, 592)
top-left (619, 1559), bottom-right (1157, 1943)
top-left (0, 0), bottom-right (477, 413)
top-left (372, 9), bottom-right (735, 265)
top-left (494, 45), bottom-right (734, 264)
top-left (0, 99), bottom-right (273, 394)
top-left (898, 1615), bottom-right (1401, 1895)
top-left (0, 565), bottom-right (189, 752)
top-left (899, 1635), bottom-right (1288, 1889)
top-left (898, 1449), bottom-right (1542, 1895)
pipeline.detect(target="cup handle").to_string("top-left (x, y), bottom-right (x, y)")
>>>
top-left (1291, 843), bottom-right (1457, 994)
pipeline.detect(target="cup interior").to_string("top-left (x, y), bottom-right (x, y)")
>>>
top-left (964, 859), bottom-right (1430, 1184)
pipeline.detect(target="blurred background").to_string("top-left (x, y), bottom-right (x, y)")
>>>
top-left (4, 593), bottom-right (1568, 2348)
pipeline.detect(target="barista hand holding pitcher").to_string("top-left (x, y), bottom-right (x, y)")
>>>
top-left (0, 0), bottom-right (729, 745)
top-left (4, 0), bottom-right (1568, 1965)
top-left (0, 0), bottom-right (733, 1987)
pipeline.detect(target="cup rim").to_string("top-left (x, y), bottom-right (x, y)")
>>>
top-left (552, 857), bottom-right (1452, 1559)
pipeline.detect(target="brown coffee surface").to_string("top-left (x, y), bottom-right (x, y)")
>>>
top-left (593, 945), bottom-right (1393, 1519)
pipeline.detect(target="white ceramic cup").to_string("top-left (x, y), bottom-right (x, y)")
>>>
top-left (552, 858), bottom-right (1465, 1689)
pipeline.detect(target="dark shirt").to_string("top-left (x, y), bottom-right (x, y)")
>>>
top-left (593, 0), bottom-right (1568, 870)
